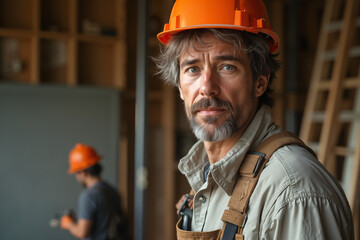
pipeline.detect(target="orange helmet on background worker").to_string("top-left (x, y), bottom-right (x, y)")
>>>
top-left (157, 0), bottom-right (279, 52)
top-left (67, 143), bottom-right (102, 174)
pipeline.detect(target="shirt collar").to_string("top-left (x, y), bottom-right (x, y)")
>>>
top-left (178, 105), bottom-right (280, 195)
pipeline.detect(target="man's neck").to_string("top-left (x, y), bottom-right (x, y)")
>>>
top-left (204, 131), bottom-right (243, 165)
top-left (86, 176), bottom-right (101, 189)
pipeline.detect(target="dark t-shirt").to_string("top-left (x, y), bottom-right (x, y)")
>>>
top-left (78, 181), bottom-right (122, 240)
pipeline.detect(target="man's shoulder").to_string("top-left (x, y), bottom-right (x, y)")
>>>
top-left (79, 188), bottom-right (99, 202)
top-left (247, 145), bottom-right (353, 239)
top-left (80, 182), bottom-right (109, 200)
top-left (256, 144), bottom-right (347, 209)
top-left (267, 144), bottom-right (320, 182)
top-left (261, 144), bottom-right (332, 193)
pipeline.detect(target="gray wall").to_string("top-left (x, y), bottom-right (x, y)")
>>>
top-left (0, 84), bottom-right (120, 240)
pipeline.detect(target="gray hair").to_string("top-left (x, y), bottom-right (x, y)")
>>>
top-left (154, 29), bottom-right (280, 107)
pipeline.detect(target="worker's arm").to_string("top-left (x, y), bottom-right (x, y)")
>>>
top-left (61, 215), bottom-right (92, 239)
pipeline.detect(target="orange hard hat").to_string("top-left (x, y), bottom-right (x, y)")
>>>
top-left (67, 143), bottom-right (102, 174)
top-left (157, 0), bottom-right (279, 52)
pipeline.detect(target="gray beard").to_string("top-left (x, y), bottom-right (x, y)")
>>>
top-left (189, 114), bottom-right (237, 142)
top-left (186, 97), bottom-right (237, 142)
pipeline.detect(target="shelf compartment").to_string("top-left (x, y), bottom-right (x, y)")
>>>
top-left (78, 42), bottom-right (115, 87)
top-left (78, 0), bottom-right (118, 37)
top-left (0, 0), bottom-right (35, 30)
top-left (40, 39), bottom-right (69, 84)
top-left (40, 31), bottom-right (72, 40)
top-left (0, 37), bottom-right (32, 83)
top-left (40, 0), bottom-right (71, 33)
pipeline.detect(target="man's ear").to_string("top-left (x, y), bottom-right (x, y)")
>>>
top-left (255, 74), bottom-right (270, 97)
top-left (178, 85), bottom-right (184, 100)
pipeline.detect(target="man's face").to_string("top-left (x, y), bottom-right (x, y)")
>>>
top-left (178, 33), bottom-right (268, 142)
top-left (75, 171), bottom-right (86, 188)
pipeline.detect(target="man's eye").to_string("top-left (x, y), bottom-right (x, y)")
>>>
top-left (223, 65), bottom-right (235, 71)
top-left (187, 67), bottom-right (199, 73)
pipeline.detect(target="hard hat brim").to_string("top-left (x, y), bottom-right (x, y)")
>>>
top-left (157, 25), bottom-right (279, 53)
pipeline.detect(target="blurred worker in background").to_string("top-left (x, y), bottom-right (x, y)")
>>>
top-left (61, 143), bottom-right (129, 240)
top-left (155, 0), bottom-right (354, 239)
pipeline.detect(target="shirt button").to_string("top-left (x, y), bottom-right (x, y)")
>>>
top-left (198, 195), bottom-right (206, 203)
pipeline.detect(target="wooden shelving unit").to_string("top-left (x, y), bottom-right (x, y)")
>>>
top-left (0, 0), bottom-right (126, 89)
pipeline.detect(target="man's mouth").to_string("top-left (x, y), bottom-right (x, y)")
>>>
top-left (195, 107), bottom-right (226, 116)
top-left (191, 98), bottom-right (232, 116)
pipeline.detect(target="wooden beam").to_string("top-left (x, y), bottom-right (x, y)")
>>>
top-left (300, 0), bottom-right (336, 143)
top-left (162, 85), bottom-right (176, 240)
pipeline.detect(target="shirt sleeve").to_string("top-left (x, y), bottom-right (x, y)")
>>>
top-left (261, 196), bottom-right (353, 240)
top-left (77, 191), bottom-right (96, 220)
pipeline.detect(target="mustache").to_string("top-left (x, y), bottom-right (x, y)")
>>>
top-left (190, 98), bottom-right (233, 115)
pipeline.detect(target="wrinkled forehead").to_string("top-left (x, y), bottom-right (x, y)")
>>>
top-left (177, 32), bottom-right (242, 60)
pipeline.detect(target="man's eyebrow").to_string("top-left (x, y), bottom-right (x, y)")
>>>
top-left (180, 59), bottom-right (199, 69)
top-left (180, 55), bottom-right (242, 69)
top-left (215, 55), bottom-right (242, 63)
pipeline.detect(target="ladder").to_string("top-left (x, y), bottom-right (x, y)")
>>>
top-left (299, 0), bottom-right (360, 235)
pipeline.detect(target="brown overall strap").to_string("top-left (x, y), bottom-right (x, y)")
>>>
top-left (221, 131), bottom-right (315, 240)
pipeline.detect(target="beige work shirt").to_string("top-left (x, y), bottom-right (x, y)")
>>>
top-left (178, 105), bottom-right (354, 239)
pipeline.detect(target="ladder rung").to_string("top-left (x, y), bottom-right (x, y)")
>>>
top-left (338, 111), bottom-right (360, 122)
top-left (322, 49), bottom-right (337, 61)
top-left (334, 146), bottom-right (355, 156)
top-left (311, 110), bottom-right (360, 122)
top-left (325, 16), bottom-right (360, 32)
top-left (321, 45), bottom-right (360, 61)
top-left (343, 77), bottom-right (360, 88)
top-left (307, 143), bottom-right (353, 157)
top-left (335, 146), bottom-right (348, 156)
top-left (308, 142), bottom-right (319, 153)
top-left (312, 111), bottom-right (325, 122)
top-left (317, 81), bottom-right (332, 90)
top-left (349, 46), bottom-right (360, 57)
top-left (317, 77), bottom-right (360, 90)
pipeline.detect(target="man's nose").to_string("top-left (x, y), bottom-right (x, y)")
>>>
top-left (199, 69), bottom-right (220, 97)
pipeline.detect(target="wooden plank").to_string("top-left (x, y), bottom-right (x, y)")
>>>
top-left (115, 0), bottom-right (126, 38)
top-left (322, 45), bottom-right (360, 61)
top-left (335, 146), bottom-right (351, 156)
top-left (0, 28), bottom-right (33, 37)
top-left (67, 0), bottom-right (77, 86)
top-left (29, 36), bottom-right (39, 84)
top-left (69, 0), bottom-right (77, 34)
top-left (300, 0), bottom-right (336, 143)
top-left (113, 41), bottom-right (126, 89)
top-left (39, 31), bottom-right (72, 39)
top-left (326, 16), bottom-right (360, 32)
top-left (113, 0), bottom-right (126, 90)
top-left (119, 137), bottom-right (129, 212)
top-left (67, 39), bottom-right (77, 86)
top-left (32, 0), bottom-right (39, 32)
top-left (318, 77), bottom-right (360, 89)
top-left (269, 0), bottom-right (285, 129)
top-left (162, 85), bottom-right (176, 240)
top-left (29, 0), bottom-right (39, 84)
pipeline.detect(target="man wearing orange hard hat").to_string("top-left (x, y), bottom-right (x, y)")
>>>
top-left (60, 143), bottom-right (129, 240)
top-left (155, 0), bottom-right (353, 239)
